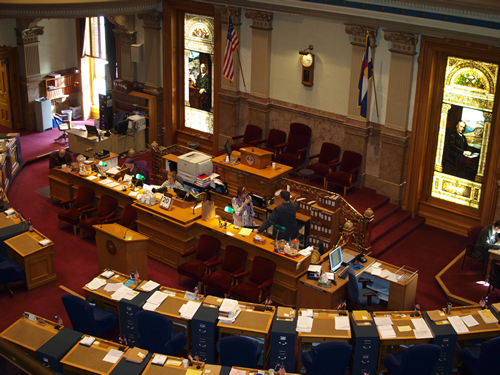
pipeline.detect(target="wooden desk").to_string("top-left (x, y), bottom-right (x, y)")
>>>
top-left (195, 218), bottom-right (311, 306)
top-left (68, 128), bottom-right (146, 157)
top-left (444, 304), bottom-right (500, 341)
top-left (5, 229), bottom-right (57, 290)
top-left (485, 249), bottom-right (500, 281)
top-left (142, 355), bottom-right (204, 374)
top-left (217, 304), bottom-right (275, 368)
top-left (212, 154), bottom-right (292, 199)
top-left (0, 315), bottom-right (61, 357)
top-left (61, 336), bottom-right (126, 374)
top-left (296, 309), bottom-right (351, 372)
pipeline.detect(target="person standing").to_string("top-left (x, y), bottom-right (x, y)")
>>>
top-left (232, 185), bottom-right (256, 227)
top-left (254, 191), bottom-right (298, 241)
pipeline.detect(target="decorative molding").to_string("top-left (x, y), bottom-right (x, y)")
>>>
top-left (107, 15), bottom-right (135, 31)
top-left (217, 7), bottom-right (242, 24)
top-left (138, 12), bottom-right (162, 29)
top-left (383, 30), bottom-right (419, 55)
top-left (344, 24), bottom-right (378, 47)
top-left (15, 27), bottom-right (44, 45)
top-left (113, 29), bottom-right (137, 47)
top-left (245, 10), bottom-right (273, 30)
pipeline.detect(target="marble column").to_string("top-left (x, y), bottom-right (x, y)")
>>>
top-left (15, 18), bottom-right (44, 130)
top-left (138, 12), bottom-right (162, 90)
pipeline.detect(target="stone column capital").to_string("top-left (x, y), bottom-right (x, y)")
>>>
top-left (138, 12), bottom-right (162, 29)
top-left (107, 15), bottom-right (135, 32)
top-left (113, 29), bottom-right (137, 47)
top-left (383, 30), bottom-right (419, 55)
top-left (344, 24), bottom-right (378, 47)
top-left (216, 6), bottom-right (242, 24)
top-left (245, 10), bottom-right (273, 30)
top-left (15, 26), bottom-right (44, 44)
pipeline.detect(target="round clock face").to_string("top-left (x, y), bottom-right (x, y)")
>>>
top-left (301, 53), bottom-right (314, 68)
top-left (246, 155), bottom-right (255, 165)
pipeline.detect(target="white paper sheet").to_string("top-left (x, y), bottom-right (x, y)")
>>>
top-left (461, 314), bottom-right (480, 327)
top-left (378, 325), bottom-right (397, 338)
top-left (335, 316), bottom-right (350, 330)
top-left (374, 317), bottom-right (393, 326)
top-left (102, 349), bottom-right (123, 364)
top-left (448, 315), bottom-right (470, 333)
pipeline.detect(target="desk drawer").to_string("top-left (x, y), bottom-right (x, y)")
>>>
top-left (270, 348), bottom-right (294, 365)
top-left (191, 320), bottom-right (216, 338)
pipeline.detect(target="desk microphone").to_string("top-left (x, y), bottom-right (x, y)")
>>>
top-left (100, 211), bottom-right (116, 228)
top-left (123, 217), bottom-right (137, 239)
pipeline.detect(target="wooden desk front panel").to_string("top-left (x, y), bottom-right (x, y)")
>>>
top-left (48, 168), bottom-right (73, 203)
top-left (71, 178), bottom-right (132, 215)
top-left (195, 219), bottom-right (310, 306)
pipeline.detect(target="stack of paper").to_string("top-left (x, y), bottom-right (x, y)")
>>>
top-left (143, 291), bottom-right (169, 311)
top-left (79, 336), bottom-right (95, 346)
top-left (218, 298), bottom-right (241, 323)
top-left (101, 270), bottom-right (115, 279)
top-left (374, 317), bottom-right (396, 338)
top-left (335, 316), bottom-right (350, 330)
top-left (151, 354), bottom-right (167, 366)
top-left (110, 285), bottom-right (138, 301)
top-left (296, 316), bottom-right (313, 332)
top-left (85, 277), bottom-right (106, 290)
top-left (103, 349), bottom-right (123, 364)
top-left (4, 208), bottom-right (15, 217)
top-left (411, 318), bottom-right (433, 339)
top-left (179, 300), bottom-right (202, 320)
top-left (478, 309), bottom-right (498, 324)
top-left (104, 283), bottom-right (123, 292)
top-left (140, 280), bottom-right (160, 292)
top-left (447, 316), bottom-right (470, 333)
top-left (299, 246), bottom-right (314, 257)
top-left (460, 314), bottom-right (480, 328)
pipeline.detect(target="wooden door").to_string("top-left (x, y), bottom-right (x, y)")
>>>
top-left (0, 58), bottom-right (12, 128)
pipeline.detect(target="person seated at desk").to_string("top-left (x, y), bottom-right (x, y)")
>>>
top-left (232, 185), bottom-right (256, 227)
top-left (254, 191), bottom-right (298, 241)
top-left (473, 220), bottom-right (500, 261)
top-left (160, 171), bottom-right (186, 192)
top-left (49, 147), bottom-right (72, 169)
top-left (118, 158), bottom-right (150, 184)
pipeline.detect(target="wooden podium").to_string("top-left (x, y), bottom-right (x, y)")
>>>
top-left (94, 223), bottom-right (149, 279)
top-left (239, 147), bottom-right (273, 169)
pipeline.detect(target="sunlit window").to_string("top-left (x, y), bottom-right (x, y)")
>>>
top-left (84, 16), bottom-right (108, 108)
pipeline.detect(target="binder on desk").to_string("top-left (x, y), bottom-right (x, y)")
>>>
top-left (352, 310), bottom-right (373, 324)
top-left (124, 347), bottom-right (148, 363)
top-left (427, 309), bottom-right (448, 322)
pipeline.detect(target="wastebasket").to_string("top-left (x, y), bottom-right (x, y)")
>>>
top-left (34, 97), bottom-right (52, 132)
top-left (61, 110), bottom-right (73, 123)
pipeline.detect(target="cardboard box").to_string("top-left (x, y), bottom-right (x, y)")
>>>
top-left (69, 106), bottom-right (82, 119)
top-left (113, 79), bottom-right (134, 93)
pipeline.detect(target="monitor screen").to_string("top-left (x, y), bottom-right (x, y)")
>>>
top-left (329, 246), bottom-right (343, 273)
top-left (85, 125), bottom-right (99, 135)
top-left (224, 139), bottom-right (232, 158)
top-left (117, 120), bottom-right (129, 135)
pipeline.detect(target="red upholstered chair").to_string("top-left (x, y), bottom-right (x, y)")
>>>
top-left (274, 123), bottom-right (312, 168)
top-left (79, 195), bottom-right (118, 238)
top-left (103, 204), bottom-right (138, 231)
top-left (231, 125), bottom-right (262, 151)
top-left (324, 150), bottom-right (362, 196)
top-left (58, 186), bottom-right (95, 235)
top-left (307, 142), bottom-right (341, 184)
top-left (202, 245), bottom-right (248, 296)
top-left (461, 225), bottom-right (485, 276)
top-left (257, 129), bottom-right (287, 158)
top-left (177, 234), bottom-right (221, 290)
top-left (229, 256), bottom-right (276, 303)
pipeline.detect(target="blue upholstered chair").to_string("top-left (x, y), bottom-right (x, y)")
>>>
top-left (347, 265), bottom-right (379, 308)
top-left (217, 336), bottom-right (263, 368)
top-left (460, 336), bottom-right (500, 375)
top-left (136, 310), bottom-right (187, 356)
top-left (384, 344), bottom-right (442, 375)
top-left (0, 258), bottom-right (25, 297)
top-left (61, 294), bottom-right (118, 337)
top-left (302, 341), bottom-right (352, 375)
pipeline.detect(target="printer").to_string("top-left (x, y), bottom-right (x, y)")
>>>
top-left (178, 151), bottom-right (213, 184)
top-left (127, 115), bottom-right (146, 131)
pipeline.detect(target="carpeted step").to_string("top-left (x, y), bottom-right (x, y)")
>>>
top-left (344, 187), bottom-right (390, 213)
top-left (371, 209), bottom-right (411, 244)
top-left (370, 216), bottom-right (426, 257)
top-left (372, 203), bottom-right (400, 228)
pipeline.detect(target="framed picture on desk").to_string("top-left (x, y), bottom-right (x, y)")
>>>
top-left (159, 193), bottom-right (173, 211)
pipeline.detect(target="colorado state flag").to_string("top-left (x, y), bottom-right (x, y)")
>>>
top-left (357, 35), bottom-right (373, 119)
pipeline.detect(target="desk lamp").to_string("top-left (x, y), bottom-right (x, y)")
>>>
top-left (223, 206), bottom-right (235, 228)
top-left (98, 161), bottom-right (107, 178)
top-left (134, 173), bottom-right (145, 189)
top-left (271, 224), bottom-right (286, 246)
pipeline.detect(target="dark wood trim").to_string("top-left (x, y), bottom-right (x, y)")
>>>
top-left (0, 47), bottom-right (23, 130)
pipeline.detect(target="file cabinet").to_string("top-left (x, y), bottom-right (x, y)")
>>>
top-left (270, 312), bottom-right (297, 372)
top-left (423, 311), bottom-right (457, 375)
top-left (99, 93), bottom-right (113, 130)
top-left (191, 304), bottom-right (219, 364)
top-left (350, 314), bottom-right (380, 375)
top-left (119, 291), bottom-right (153, 347)
top-left (36, 327), bottom-right (82, 373)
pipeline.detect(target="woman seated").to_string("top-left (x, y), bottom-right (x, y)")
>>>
top-left (160, 171), bottom-right (186, 192)
top-left (232, 185), bottom-right (256, 227)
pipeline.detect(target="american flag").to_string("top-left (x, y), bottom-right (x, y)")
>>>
top-left (415, 302), bottom-right (421, 311)
top-left (193, 285), bottom-right (199, 295)
top-left (223, 15), bottom-right (239, 83)
top-left (480, 297), bottom-right (486, 308)
top-left (134, 270), bottom-right (139, 280)
top-left (54, 314), bottom-right (63, 325)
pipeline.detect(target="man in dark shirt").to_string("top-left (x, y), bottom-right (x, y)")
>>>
top-left (254, 191), bottom-right (299, 241)
top-left (49, 147), bottom-right (72, 169)
top-left (443, 120), bottom-right (472, 177)
top-left (473, 220), bottom-right (500, 261)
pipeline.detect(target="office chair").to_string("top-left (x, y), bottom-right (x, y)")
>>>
top-left (307, 142), bottom-right (341, 184)
top-left (325, 150), bottom-right (362, 196)
top-left (0, 258), bottom-right (25, 297)
top-left (103, 203), bottom-right (137, 231)
top-left (346, 266), bottom-right (379, 309)
top-left (217, 335), bottom-right (263, 368)
top-left (461, 225), bottom-right (485, 276)
top-left (256, 129), bottom-right (287, 158)
top-left (460, 336), bottom-right (500, 375)
top-left (79, 194), bottom-right (118, 238)
top-left (58, 186), bottom-right (95, 236)
top-left (229, 256), bottom-right (276, 303)
top-left (230, 124), bottom-right (262, 151)
top-left (61, 294), bottom-right (118, 337)
top-left (385, 344), bottom-right (442, 375)
top-left (53, 113), bottom-right (73, 142)
top-left (274, 123), bottom-right (312, 169)
top-left (136, 310), bottom-right (187, 356)
top-left (302, 341), bottom-right (352, 375)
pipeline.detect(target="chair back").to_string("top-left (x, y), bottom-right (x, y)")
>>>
top-left (309, 341), bottom-right (352, 375)
top-left (478, 336), bottom-right (500, 373)
top-left (287, 123), bottom-right (311, 154)
top-left (221, 246), bottom-right (248, 274)
top-left (96, 195), bottom-right (118, 218)
top-left (113, 111), bottom-right (127, 128)
top-left (74, 186), bottom-right (95, 209)
top-left (217, 336), bottom-right (263, 368)
top-left (243, 125), bottom-right (262, 144)
top-left (135, 160), bottom-right (151, 184)
top-left (61, 295), bottom-right (96, 334)
top-left (136, 310), bottom-right (173, 355)
top-left (468, 225), bottom-right (483, 244)
top-left (346, 266), bottom-right (360, 303)
top-left (266, 129), bottom-right (287, 149)
top-left (120, 204), bottom-right (137, 228)
top-left (319, 143), bottom-right (341, 164)
top-left (195, 234), bottom-right (221, 261)
top-left (397, 344), bottom-right (442, 375)
top-left (249, 256), bottom-right (276, 285)
top-left (339, 150), bottom-right (362, 173)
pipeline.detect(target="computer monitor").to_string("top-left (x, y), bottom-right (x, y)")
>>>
top-left (174, 187), bottom-right (196, 202)
top-left (117, 119), bottom-right (129, 135)
top-left (224, 139), bottom-right (232, 158)
top-left (329, 246), bottom-right (343, 273)
top-left (85, 125), bottom-right (99, 136)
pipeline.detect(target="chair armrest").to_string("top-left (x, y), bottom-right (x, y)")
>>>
top-left (297, 147), bottom-right (309, 155)
top-left (103, 217), bottom-right (121, 224)
top-left (327, 158), bottom-right (340, 166)
top-left (231, 134), bottom-right (244, 141)
top-left (258, 278), bottom-right (273, 291)
top-left (330, 160), bottom-right (341, 169)
top-left (205, 258), bottom-right (223, 268)
top-left (230, 266), bottom-right (246, 278)
top-left (81, 207), bottom-right (98, 216)
top-left (308, 153), bottom-right (320, 161)
top-left (60, 198), bottom-right (76, 208)
top-left (77, 203), bottom-right (94, 212)
top-left (248, 138), bottom-right (261, 146)
top-left (203, 256), bottom-right (218, 267)
top-left (359, 278), bottom-right (373, 288)
top-left (274, 142), bottom-right (287, 152)
top-left (255, 139), bottom-right (267, 146)
top-left (180, 248), bottom-right (197, 258)
top-left (232, 270), bottom-right (250, 280)
top-left (349, 166), bottom-right (361, 175)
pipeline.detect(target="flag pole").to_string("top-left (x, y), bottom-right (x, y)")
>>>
top-left (367, 33), bottom-right (380, 118)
